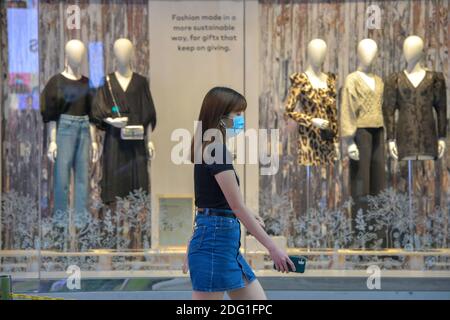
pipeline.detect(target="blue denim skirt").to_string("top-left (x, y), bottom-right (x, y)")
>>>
top-left (188, 212), bottom-right (256, 292)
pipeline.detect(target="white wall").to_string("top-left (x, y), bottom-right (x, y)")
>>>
top-left (149, 0), bottom-right (260, 247)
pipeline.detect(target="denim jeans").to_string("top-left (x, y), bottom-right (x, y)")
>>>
top-left (54, 114), bottom-right (90, 223)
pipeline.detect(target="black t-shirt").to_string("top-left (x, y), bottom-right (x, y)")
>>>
top-left (194, 143), bottom-right (240, 210)
top-left (40, 73), bottom-right (93, 123)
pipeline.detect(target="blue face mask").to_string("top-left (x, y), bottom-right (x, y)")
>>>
top-left (224, 114), bottom-right (245, 138)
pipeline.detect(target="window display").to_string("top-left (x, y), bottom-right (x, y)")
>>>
top-left (1, 0), bottom-right (449, 299)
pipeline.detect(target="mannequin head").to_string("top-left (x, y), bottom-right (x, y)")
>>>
top-left (306, 39), bottom-right (327, 68)
top-left (403, 35), bottom-right (424, 65)
top-left (65, 39), bottom-right (86, 68)
top-left (113, 38), bottom-right (134, 66)
top-left (357, 38), bottom-right (378, 69)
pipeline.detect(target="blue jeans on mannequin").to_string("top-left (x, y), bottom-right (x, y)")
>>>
top-left (54, 114), bottom-right (90, 225)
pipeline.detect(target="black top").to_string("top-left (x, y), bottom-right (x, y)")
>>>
top-left (194, 143), bottom-right (239, 210)
top-left (40, 73), bottom-right (93, 123)
top-left (90, 72), bottom-right (157, 203)
top-left (383, 70), bottom-right (447, 160)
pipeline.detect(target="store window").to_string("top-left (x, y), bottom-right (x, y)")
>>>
top-left (1, 0), bottom-right (449, 296)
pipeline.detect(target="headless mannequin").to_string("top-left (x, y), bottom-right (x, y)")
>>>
top-left (47, 39), bottom-right (98, 163)
top-left (347, 39), bottom-right (379, 161)
top-left (104, 38), bottom-right (155, 159)
top-left (388, 35), bottom-right (446, 160)
top-left (303, 39), bottom-right (340, 159)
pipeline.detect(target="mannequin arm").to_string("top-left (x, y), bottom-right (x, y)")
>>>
top-left (334, 142), bottom-right (341, 160)
top-left (48, 121), bottom-right (57, 142)
top-left (347, 142), bottom-right (359, 161)
top-left (284, 75), bottom-right (313, 127)
top-left (104, 117), bottom-right (128, 128)
top-left (388, 139), bottom-right (399, 160)
top-left (438, 138), bottom-right (446, 159)
top-left (146, 124), bottom-right (155, 160)
top-left (342, 136), bottom-right (359, 161)
top-left (285, 111), bottom-right (314, 127)
top-left (286, 111), bottom-right (329, 129)
top-left (340, 81), bottom-right (358, 138)
top-left (47, 121), bottom-right (57, 162)
top-left (383, 73), bottom-right (398, 142)
top-left (89, 124), bottom-right (99, 163)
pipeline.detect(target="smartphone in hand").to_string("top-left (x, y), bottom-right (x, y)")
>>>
top-left (274, 255), bottom-right (307, 273)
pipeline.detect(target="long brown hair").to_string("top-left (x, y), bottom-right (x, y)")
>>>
top-left (190, 87), bottom-right (247, 163)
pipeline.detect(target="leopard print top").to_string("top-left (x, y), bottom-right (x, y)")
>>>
top-left (285, 72), bottom-right (338, 166)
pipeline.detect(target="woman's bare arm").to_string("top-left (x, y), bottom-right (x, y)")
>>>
top-left (214, 170), bottom-right (294, 272)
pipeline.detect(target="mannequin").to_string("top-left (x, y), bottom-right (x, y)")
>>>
top-left (40, 39), bottom-right (98, 219)
top-left (285, 38), bottom-right (340, 166)
top-left (344, 39), bottom-right (383, 160)
top-left (47, 40), bottom-right (98, 163)
top-left (340, 39), bottom-right (386, 245)
top-left (386, 35), bottom-right (446, 161)
top-left (304, 39), bottom-right (340, 160)
top-left (104, 38), bottom-right (155, 157)
top-left (91, 38), bottom-right (157, 205)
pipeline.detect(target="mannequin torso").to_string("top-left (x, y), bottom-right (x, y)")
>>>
top-left (403, 66), bottom-right (431, 160)
top-left (304, 67), bottom-right (328, 89)
top-left (356, 70), bottom-right (376, 91)
top-left (403, 67), bottom-right (426, 89)
top-left (61, 64), bottom-right (82, 81)
top-left (114, 69), bottom-right (133, 92)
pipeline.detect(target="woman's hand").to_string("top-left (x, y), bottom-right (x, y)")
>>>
top-left (182, 253), bottom-right (189, 274)
top-left (269, 245), bottom-right (295, 273)
top-left (182, 241), bottom-right (190, 274)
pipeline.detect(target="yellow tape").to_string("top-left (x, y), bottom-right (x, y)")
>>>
top-left (11, 293), bottom-right (65, 300)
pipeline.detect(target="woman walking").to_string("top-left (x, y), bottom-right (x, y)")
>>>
top-left (184, 87), bottom-right (294, 300)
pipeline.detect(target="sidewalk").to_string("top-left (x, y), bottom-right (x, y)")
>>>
top-left (30, 290), bottom-right (450, 300)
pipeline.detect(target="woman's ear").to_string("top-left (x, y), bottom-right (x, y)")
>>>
top-left (219, 117), bottom-right (232, 128)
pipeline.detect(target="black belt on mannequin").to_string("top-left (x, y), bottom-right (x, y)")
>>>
top-left (196, 208), bottom-right (237, 218)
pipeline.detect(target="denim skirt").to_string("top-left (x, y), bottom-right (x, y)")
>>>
top-left (188, 213), bottom-right (256, 292)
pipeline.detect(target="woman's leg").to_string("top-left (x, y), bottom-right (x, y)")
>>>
top-left (227, 278), bottom-right (267, 300)
top-left (192, 291), bottom-right (225, 300)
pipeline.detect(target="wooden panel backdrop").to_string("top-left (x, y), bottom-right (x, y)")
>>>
top-left (38, 0), bottom-right (151, 219)
top-left (1, 0), bottom-right (449, 253)
top-left (1, 1), bottom-right (42, 251)
top-left (259, 0), bottom-right (450, 247)
top-left (1, 0), bottom-right (151, 252)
